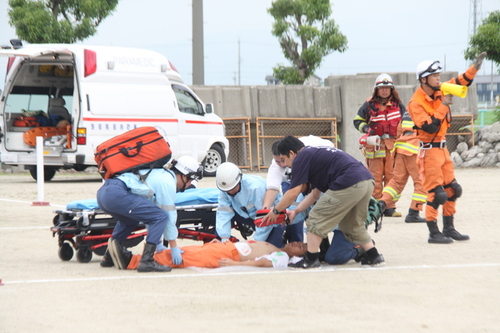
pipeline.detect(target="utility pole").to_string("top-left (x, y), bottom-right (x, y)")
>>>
top-left (238, 39), bottom-right (241, 85)
top-left (192, 0), bottom-right (204, 85)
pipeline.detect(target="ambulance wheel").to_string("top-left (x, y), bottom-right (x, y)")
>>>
top-left (76, 247), bottom-right (92, 263)
top-left (203, 144), bottom-right (225, 177)
top-left (28, 166), bottom-right (57, 181)
top-left (59, 243), bottom-right (74, 261)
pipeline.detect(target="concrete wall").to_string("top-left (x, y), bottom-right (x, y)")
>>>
top-left (192, 71), bottom-right (478, 164)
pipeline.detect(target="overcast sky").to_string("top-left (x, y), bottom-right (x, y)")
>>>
top-left (1, 0), bottom-right (499, 88)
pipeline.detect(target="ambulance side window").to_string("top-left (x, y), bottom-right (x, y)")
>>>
top-left (172, 85), bottom-right (204, 116)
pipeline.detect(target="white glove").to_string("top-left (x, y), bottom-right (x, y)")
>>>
top-left (474, 52), bottom-right (487, 70)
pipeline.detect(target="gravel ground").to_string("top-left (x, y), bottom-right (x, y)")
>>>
top-left (0, 168), bottom-right (499, 333)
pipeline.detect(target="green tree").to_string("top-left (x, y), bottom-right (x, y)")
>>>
top-left (465, 11), bottom-right (500, 122)
top-left (268, 0), bottom-right (347, 85)
top-left (465, 11), bottom-right (500, 66)
top-left (8, 0), bottom-right (119, 44)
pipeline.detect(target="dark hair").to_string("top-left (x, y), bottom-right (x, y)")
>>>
top-left (271, 139), bottom-right (281, 156)
top-left (276, 136), bottom-right (305, 157)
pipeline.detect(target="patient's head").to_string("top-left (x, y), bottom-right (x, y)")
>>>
top-left (283, 242), bottom-right (307, 257)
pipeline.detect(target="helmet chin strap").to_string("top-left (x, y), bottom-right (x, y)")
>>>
top-left (376, 93), bottom-right (391, 105)
top-left (424, 77), bottom-right (440, 91)
top-left (178, 175), bottom-right (190, 193)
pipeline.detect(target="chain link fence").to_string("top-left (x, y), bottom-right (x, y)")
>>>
top-left (446, 114), bottom-right (474, 152)
top-left (255, 117), bottom-right (338, 170)
top-left (223, 117), bottom-right (253, 170)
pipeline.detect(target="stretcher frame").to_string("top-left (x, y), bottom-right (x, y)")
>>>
top-left (51, 202), bottom-right (241, 263)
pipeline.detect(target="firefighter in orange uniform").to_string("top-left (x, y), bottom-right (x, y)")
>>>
top-left (354, 74), bottom-right (404, 217)
top-left (379, 109), bottom-right (427, 223)
top-left (408, 52), bottom-right (486, 243)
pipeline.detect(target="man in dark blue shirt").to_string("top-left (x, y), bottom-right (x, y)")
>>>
top-left (263, 136), bottom-right (385, 268)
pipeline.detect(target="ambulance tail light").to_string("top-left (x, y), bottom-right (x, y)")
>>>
top-left (6, 57), bottom-right (15, 76)
top-left (77, 128), bottom-right (87, 145)
top-left (84, 49), bottom-right (97, 77)
top-left (169, 61), bottom-right (178, 73)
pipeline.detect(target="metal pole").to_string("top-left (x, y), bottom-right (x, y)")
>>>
top-left (192, 0), bottom-right (205, 85)
top-left (33, 136), bottom-right (49, 206)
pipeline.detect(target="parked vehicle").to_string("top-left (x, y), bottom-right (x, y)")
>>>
top-left (0, 42), bottom-right (228, 180)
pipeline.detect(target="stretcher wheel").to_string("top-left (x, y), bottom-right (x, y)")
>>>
top-left (58, 242), bottom-right (74, 261)
top-left (76, 247), bottom-right (92, 263)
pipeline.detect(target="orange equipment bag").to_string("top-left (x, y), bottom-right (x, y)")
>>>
top-left (14, 116), bottom-right (39, 127)
top-left (94, 126), bottom-right (172, 179)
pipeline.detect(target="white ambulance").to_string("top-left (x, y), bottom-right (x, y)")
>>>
top-left (0, 43), bottom-right (228, 180)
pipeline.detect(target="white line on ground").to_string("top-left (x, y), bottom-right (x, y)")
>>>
top-left (0, 197), bottom-right (65, 208)
top-left (0, 226), bottom-right (50, 230)
top-left (3, 262), bottom-right (499, 286)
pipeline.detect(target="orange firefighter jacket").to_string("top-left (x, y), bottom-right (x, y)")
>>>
top-left (408, 65), bottom-right (478, 143)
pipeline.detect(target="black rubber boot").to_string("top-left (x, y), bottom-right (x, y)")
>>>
top-left (405, 209), bottom-right (426, 223)
top-left (442, 216), bottom-right (469, 241)
top-left (137, 242), bottom-right (172, 273)
top-left (426, 221), bottom-right (453, 244)
top-left (384, 208), bottom-right (402, 217)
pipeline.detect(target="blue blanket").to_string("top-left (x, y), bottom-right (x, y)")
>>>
top-left (66, 187), bottom-right (219, 210)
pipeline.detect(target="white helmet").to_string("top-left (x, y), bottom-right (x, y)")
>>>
top-left (416, 60), bottom-right (442, 80)
top-left (172, 155), bottom-right (203, 180)
top-left (374, 73), bottom-right (394, 89)
top-left (216, 162), bottom-right (242, 192)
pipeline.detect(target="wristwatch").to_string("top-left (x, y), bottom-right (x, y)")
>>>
top-left (272, 207), bottom-right (280, 214)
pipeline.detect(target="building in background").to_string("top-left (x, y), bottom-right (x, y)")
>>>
top-left (475, 74), bottom-right (500, 108)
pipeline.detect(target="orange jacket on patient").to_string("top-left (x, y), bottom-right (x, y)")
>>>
top-left (127, 242), bottom-right (241, 269)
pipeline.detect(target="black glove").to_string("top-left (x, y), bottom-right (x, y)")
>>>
top-left (361, 124), bottom-right (369, 134)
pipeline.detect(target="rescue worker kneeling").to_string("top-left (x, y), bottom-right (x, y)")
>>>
top-left (98, 156), bottom-right (203, 272)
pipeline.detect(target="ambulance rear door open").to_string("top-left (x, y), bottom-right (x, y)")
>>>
top-left (0, 48), bottom-right (78, 156)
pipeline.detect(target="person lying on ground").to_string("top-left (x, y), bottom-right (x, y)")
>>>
top-left (118, 239), bottom-right (308, 271)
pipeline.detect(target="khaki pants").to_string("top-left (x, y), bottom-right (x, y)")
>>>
top-left (306, 179), bottom-right (374, 245)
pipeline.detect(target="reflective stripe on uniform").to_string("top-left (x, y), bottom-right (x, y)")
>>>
top-left (382, 186), bottom-right (400, 201)
top-left (412, 193), bottom-right (427, 203)
top-left (395, 142), bottom-right (419, 154)
top-left (217, 206), bottom-right (234, 213)
top-left (158, 204), bottom-right (176, 211)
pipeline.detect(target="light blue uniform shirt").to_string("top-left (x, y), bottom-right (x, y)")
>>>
top-left (216, 174), bottom-right (281, 241)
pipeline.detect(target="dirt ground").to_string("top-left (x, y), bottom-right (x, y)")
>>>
top-left (0, 167), bottom-right (499, 333)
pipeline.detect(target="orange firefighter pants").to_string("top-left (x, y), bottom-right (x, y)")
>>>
top-left (381, 153), bottom-right (427, 211)
top-left (365, 149), bottom-right (395, 209)
top-left (418, 147), bottom-right (457, 221)
top-left (127, 241), bottom-right (241, 269)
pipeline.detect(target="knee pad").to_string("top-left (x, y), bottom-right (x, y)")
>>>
top-left (430, 185), bottom-right (447, 206)
top-left (446, 179), bottom-right (462, 201)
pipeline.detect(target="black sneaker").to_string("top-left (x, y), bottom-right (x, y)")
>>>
top-left (360, 254), bottom-right (385, 267)
top-left (100, 250), bottom-right (114, 268)
top-left (288, 257), bottom-right (321, 269)
top-left (108, 238), bottom-right (132, 270)
top-left (354, 246), bottom-right (367, 263)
